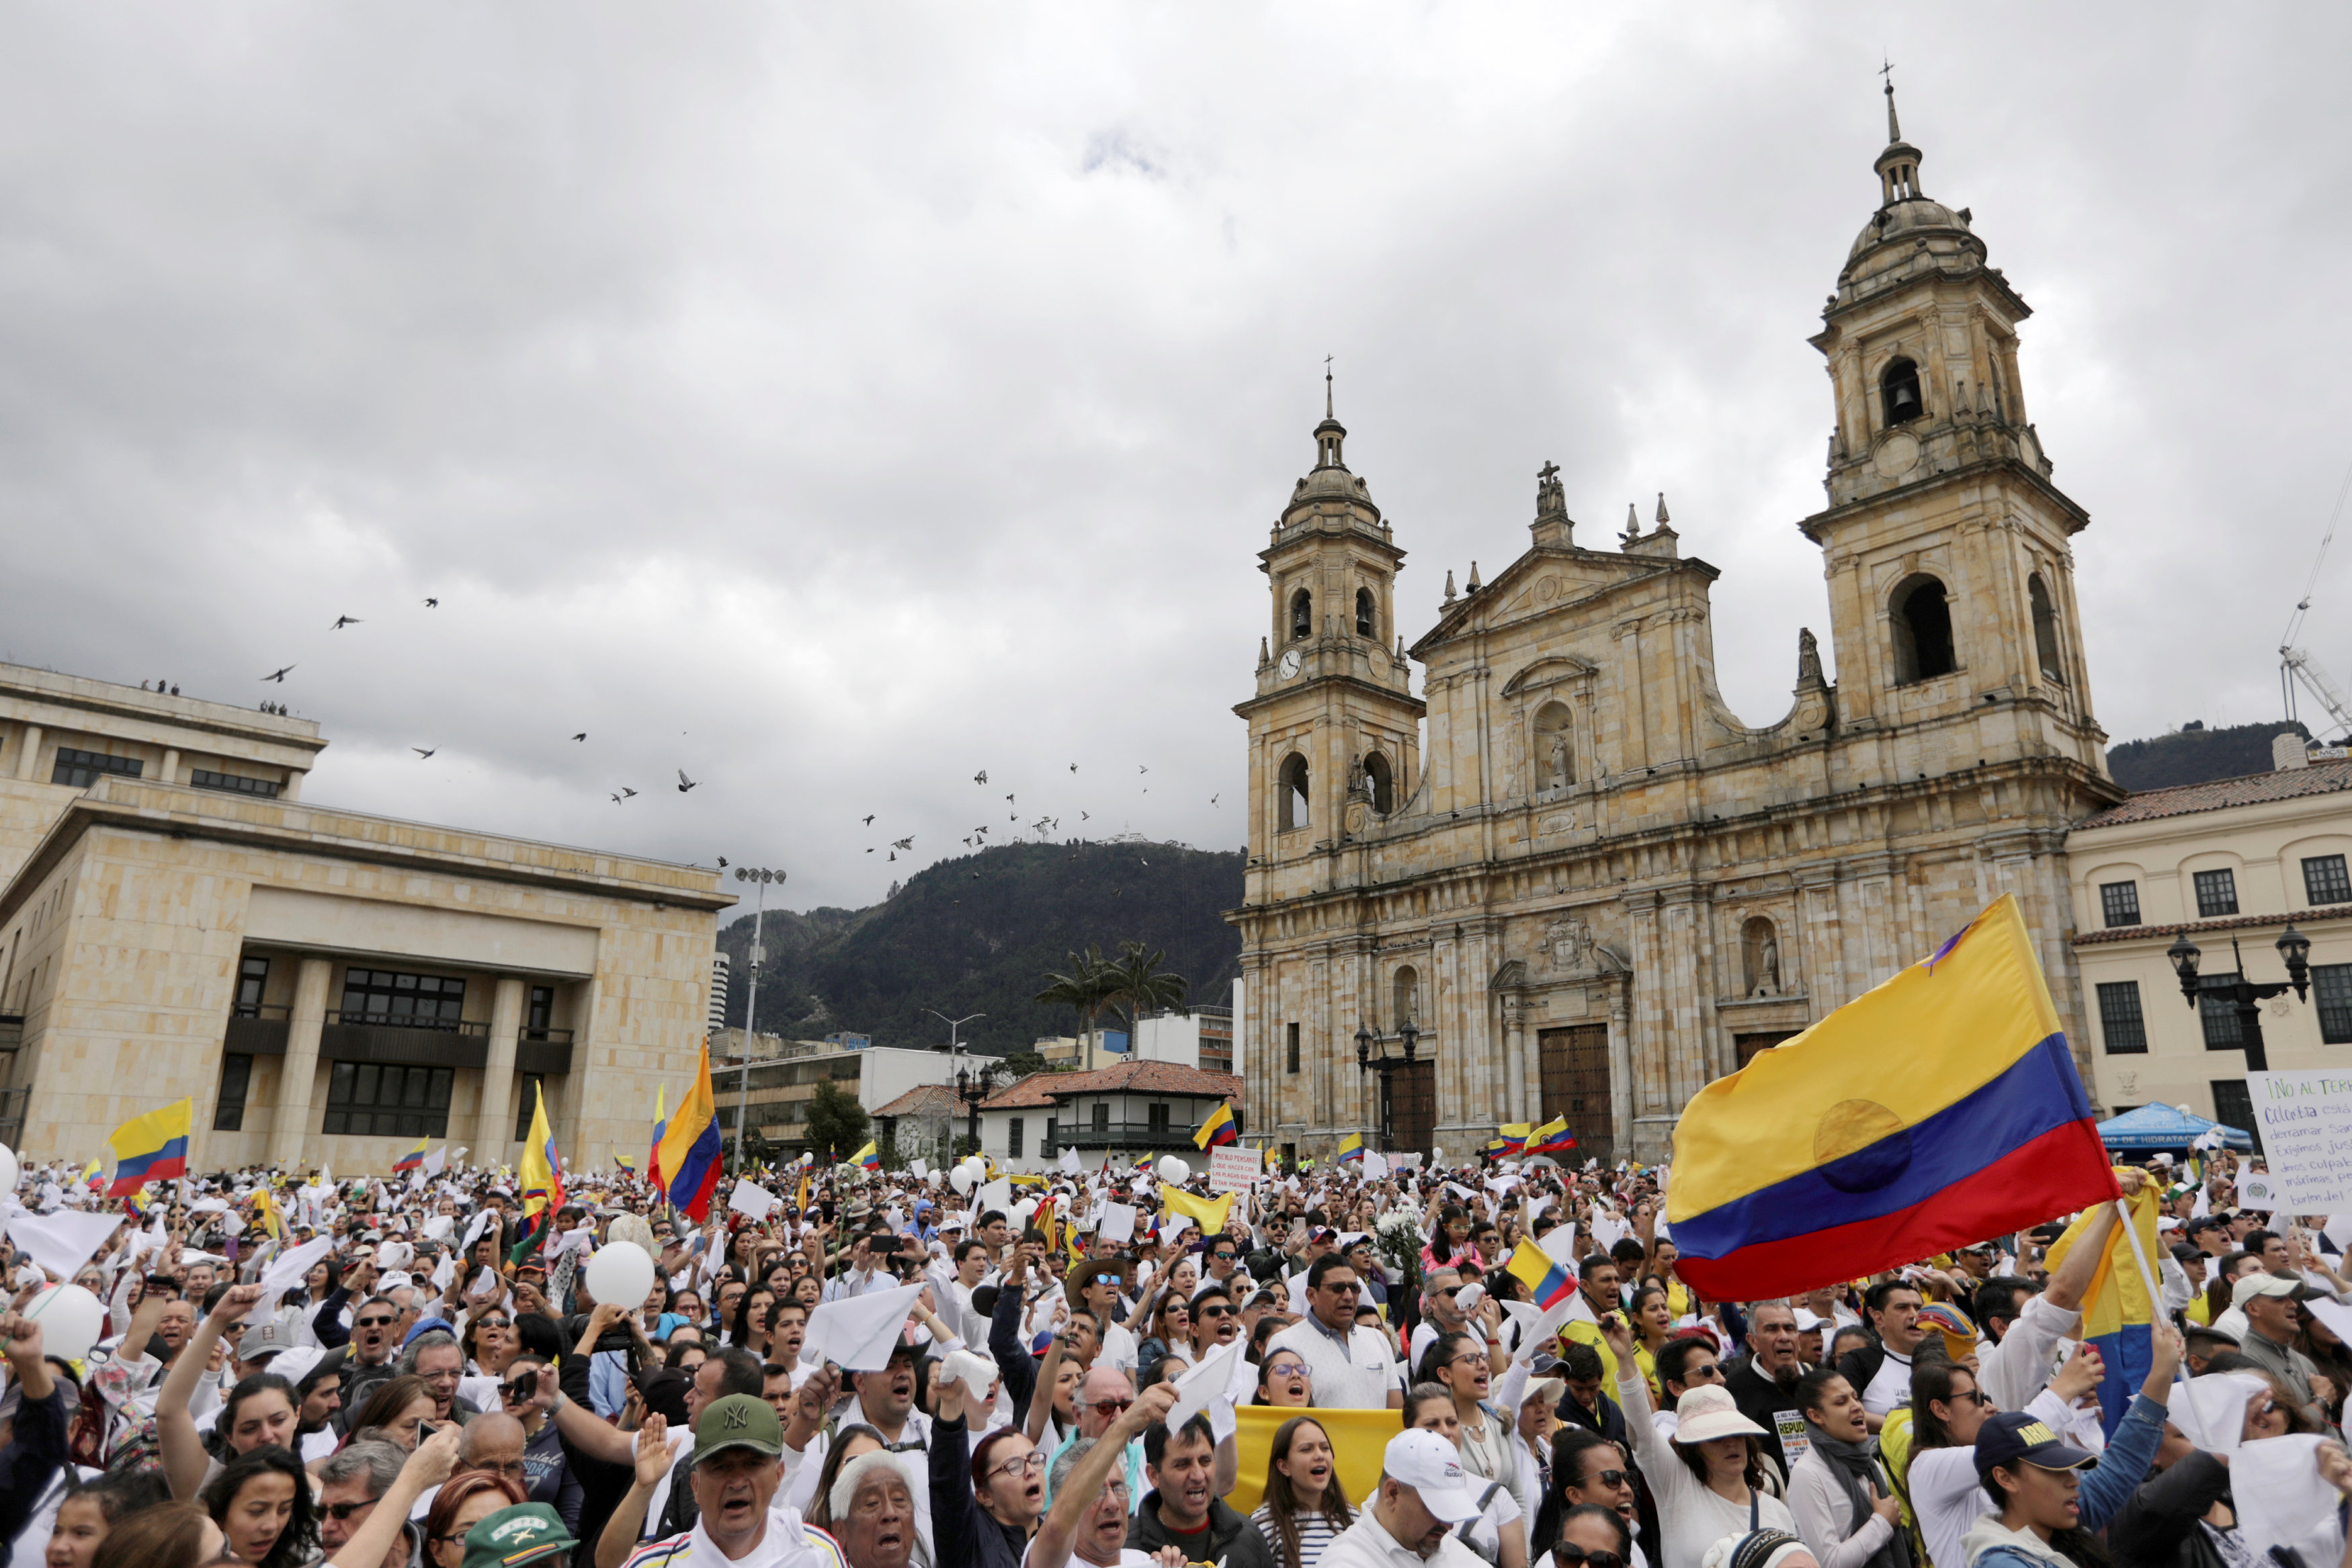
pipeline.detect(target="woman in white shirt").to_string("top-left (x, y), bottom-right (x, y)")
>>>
top-left (1783, 1368), bottom-right (1902, 1568)
top-left (1421, 1329), bottom-right (1527, 1522)
top-left (1603, 1315), bottom-right (1796, 1568)
top-left (1406, 1383), bottom-right (1528, 1567)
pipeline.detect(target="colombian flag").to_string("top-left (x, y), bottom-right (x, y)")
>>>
top-left (613, 1152), bottom-right (636, 1173)
top-left (106, 1098), bottom-right (192, 1196)
top-left (2045, 1174), bottom-right (2160, 1436)
top-left (510, 1082), bottom-right (566, 1264)
top-left (392, 1135), bottom-right (429, 1174)
top-left (1668, 895), bottom-right (2119, 1299)
top-left (853, 1141), bottom-right (881, 1173)
top-left (1525, 1117), bottom-right (1577, 1158)
top-left (648, 1086), bottom-right (669, 1190)
top-left (1335, 1133), bottom-right (1363, 1164)
top-left (1193, 1102), bottom-right (1239, 1150)
top-left (1506, 1239), bottom-right (1576, 1309)
top-left (1491, 1123), bottom-right (1532, 1157)
top-left (655, 1045), bottom-right (724, 1222)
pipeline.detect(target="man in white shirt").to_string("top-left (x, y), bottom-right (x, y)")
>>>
top-left (1266, 1256), bottom-right (1401, 1411)
top-left (1319, 1428), bottom-right (1488, 1567)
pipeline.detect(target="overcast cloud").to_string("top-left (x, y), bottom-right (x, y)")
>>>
top-left (1, 4), bottom-right (2346, 912)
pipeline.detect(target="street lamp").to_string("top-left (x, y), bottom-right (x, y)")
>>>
top-left (1353, 1018), bottom-right (1421, 1153)
top-left (2167, 924), bottom-right (2312, 1073)
top-left (728, 866), bottom-right (787, 1171)
top-left (953, 1066), bottom-right (990, 1158)
top-left (926, 1009), bottom-right (986, 1162)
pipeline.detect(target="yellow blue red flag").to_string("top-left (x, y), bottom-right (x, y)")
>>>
top-left (1335, 1133), bottom-right (1363, 1164)
top-left (647, 1084), bottom-right (669, 1190)
top-left (510, 1082), bottom-right (565, 1263)
top-left (1506, 1239), bottom-right (1575, 1309)
top-left (1667, 895), bottom-right (2119, 1299)
top-left (1193, 1102), bottom-right (1238, 1150)
top-left (1525, 1117), bottom-right (1577, 1158)
top-left (2045, 1174), bottom-right (2160, 1436)
top-left (106, 1098), bottom-right (192, 1196)
top-left (392, 1135), bottom-right (429, 1174)
top-left (655, 1046), bottom-right (723, 1221)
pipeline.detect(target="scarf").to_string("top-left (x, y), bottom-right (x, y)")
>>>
top-left (1803, 1420), bottom-right (1913, 1568)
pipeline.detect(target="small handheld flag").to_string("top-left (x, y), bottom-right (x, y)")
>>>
top-left (392, 1135), bottom-right (429, 1174)
top-left (1524, 1118), bottom-right (1577, 1158)
top-left (648, 1084), bottom-right (669, 1190)
top-left (1193, 1102), bottom-right (1239, 1150)
top-left (854, 1141), bottom-right (882, 1173)
top-left (1492, 1123), bottom-right (1532, 1156)
top-left (1336, 1133), bottom-right (1364, 1165)
top-left (1506, 1239), bottom-right (1576, 1309)
top-left (509, 1082), bottom-right (565, 1264)
top-left (106, 1098), bottom-right (192, 1196)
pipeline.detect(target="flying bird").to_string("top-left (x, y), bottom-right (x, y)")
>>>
top-left (1138, 765), bottom-right (1148, 774)
top-left (1005, 794), bottom-right (1015, 805)
top-left (413, 748), bottom-right (436, 759)
top-left (423, 597), bottom-right (439, 608)
top-left (261, 665), bottom-right (295, 683)
top-left (892, 837), bottom-right (913, 851)
top-left (866, 847), bottom-right (874, 853)
top-left (1081, 811), bottom-right (1090, 820)
top-left (571, 733), bottom-right (586, 742)
top-left (611, 793), bottom-right (625, 803)
top-left (620, 787), bottom-right (638, 798)
top-left (972, 871), bottom-right (982, 880)
top-left (863, 815), bottom-right (875, 826)
top-left (1211, 794), bottom-right (1220, 805)
top-left (962, 838), bottom-right (972, 847)
top-left (332, 616), bottom-right (362, 629)
top-left (888, 852), bottom-right (896, 861)
top-left (717, 857), bottom-right (728, 867)
top-left (1068, 764), bottom-right (1077, 773)
top-left (973, 770), bottom-right (988, 785)
top-left (677, 771), bottom-right (698, 793)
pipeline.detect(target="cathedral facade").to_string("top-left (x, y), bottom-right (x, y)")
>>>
top-left (1231, 95), bottom-right (2122, 1166)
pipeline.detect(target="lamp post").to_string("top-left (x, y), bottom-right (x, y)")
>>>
top-left (729, 866), bottom-right (787, 1172)
top-left (926, 1009), bottom-right (986, 1162)
top-left (953, 1066), bottom-right (991, 1157)
top-left (2166, 924), bottom-right (2312, 1074)
top-left (1353, 1018), bottom-right (1421, 1154)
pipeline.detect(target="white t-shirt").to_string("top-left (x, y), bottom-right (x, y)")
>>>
top-left (1860, 1348), bottom-right (1913, 1416)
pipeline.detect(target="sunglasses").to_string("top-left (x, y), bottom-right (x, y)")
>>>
top-left (503, 1381), bottom-right (537, 1402)
top-left (355, 1316), bottom-right (394, 1330)
top-left (323, 1500), bottom-right (380, 1522)
top-left (1089, 1398), bottom-right (1134, 1417)
top-left (1584, 1469), bottom-right (1630, 1489)
top-left (1210, 1251), bottom-right (1234, 1261)
top-left (476, 1317), bottom-right (511, 1330)
top-left (1198, 1303), bottom-right (1234, 1318)
top-left (1558, 1551), bottom-right (1626, 1568)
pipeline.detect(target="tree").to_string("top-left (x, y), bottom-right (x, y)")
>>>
top-left (999, 1048), bottom-right (1050, 1080)
top-left (1036, 946), bottom-right (1117, 1057)
top-left (1101, 939), bottom-right (1189, 1047)
top-left (803, 1080), bottom-right (870, 1164)
top-left (734, 1124), bottom-right (775, 1174)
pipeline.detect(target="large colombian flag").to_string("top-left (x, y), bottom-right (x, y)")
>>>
top-left (1668, 894), bottom-right (2118, 1300)
top-left (1193, 1101), bottom-right (1239, 1149)
top-left (655, 1044), bottom-right (724, 1222)
top-left (107, 1097), bottom-right (192, 1196)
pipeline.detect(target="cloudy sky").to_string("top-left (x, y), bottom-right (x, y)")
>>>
top-left (3, 4), bottom-right (2346, 912)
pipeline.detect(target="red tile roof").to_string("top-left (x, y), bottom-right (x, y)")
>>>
top-left (980, 1072), bottom-right (1062, 1110)
top-left (2076, 758), bottom-right (2352, 828)
top-left (1036, 1059), bottom-right (1245, 1104)
top-left (871, 1084), bottom-right (959, 1119)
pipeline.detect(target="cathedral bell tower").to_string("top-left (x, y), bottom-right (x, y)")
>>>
top-left (1236, 382), bottom-right (1424, 887)
top-left (1801, 82), bottom-right (2105, 774)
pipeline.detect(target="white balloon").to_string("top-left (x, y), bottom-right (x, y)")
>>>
top-left (0, 1144), bottom-right (19, 1198)
top-left (583, 1242), bottom-right (657, 1309)
top-left (22, 1283), bottom-right (103, 1362)
top-left (1157, 1156), bottom-right (1190, 1185)
top-left (950, 1167), bottom-right (976, 1195)
top-left (1011, 1198), bottom-right (1038, 1222)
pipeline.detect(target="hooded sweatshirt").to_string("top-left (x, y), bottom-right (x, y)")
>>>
top-left (1959, 1515), bottom-right (2072, 1568)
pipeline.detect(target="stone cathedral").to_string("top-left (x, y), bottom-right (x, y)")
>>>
top-left (1232, 94), bottom-right (2121, 1166)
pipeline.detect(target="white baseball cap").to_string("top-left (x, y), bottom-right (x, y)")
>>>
top-left (1382, 1428), bottom-right (1481, 1522)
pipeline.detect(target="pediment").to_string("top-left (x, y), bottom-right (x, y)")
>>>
top-left (1501, 656), bottom-right (1600, 697)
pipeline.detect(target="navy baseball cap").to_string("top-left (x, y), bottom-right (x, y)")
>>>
top-left (1973, 1411), bottom-right (2096, 1479)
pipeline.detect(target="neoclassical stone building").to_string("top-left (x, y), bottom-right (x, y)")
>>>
top-left (1232, 93), bottom-right (2122, 1164)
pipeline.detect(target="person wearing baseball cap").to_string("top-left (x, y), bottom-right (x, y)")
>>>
top-left (1319, 1428), bottom-right (1486, 1566)
top-left (612, 1393), bottom-right (824, 1566)
top-left (459, 1502), bottom-right (575, 1568)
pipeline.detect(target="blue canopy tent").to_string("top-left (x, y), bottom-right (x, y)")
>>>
top-left (2096, 1102), bottom-right (2253, 1153)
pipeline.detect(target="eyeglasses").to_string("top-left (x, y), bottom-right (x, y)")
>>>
top-left (1557, 1549), bottom-right (1626, 1568)
top-left (1092, 1274), bottom-right (1120, 1287)
top-left (1319, 1280), bottom-right (1360, 1295)
top-left (1683, 1363), bottom-right (1724, 1382)
top-left (990, 1451), bottom-right (1048, 1479)
top-left (1198, 1303), bottom-right (1233, 1318)
top-left (477, 1317), bottom-right (511, 1330)
top-left (1582, 1469), bottom-right (1630, 1490)
top-left (503, 1381), bottom-right (538, 1403)
top-left (1211, 1251), bottom-right (1234, 1261)
top-left (322, 1500), bottom-right (380, 1522)
top-left (1266, 1360), bottom-right (1309, 1379)
top-left (1089, 1398), bottom-right (1134, 1417)
top-left (355, 1316), bottom-right (394, 1330)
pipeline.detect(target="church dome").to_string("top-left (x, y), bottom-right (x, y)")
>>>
top-left (1847, 195), bottom-right (1967, 260)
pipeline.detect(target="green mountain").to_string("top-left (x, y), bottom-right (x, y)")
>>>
top-left (716, 840), bottom-right (1246, 1057)
top-left (2108, 720), bottom-right (2313, 793)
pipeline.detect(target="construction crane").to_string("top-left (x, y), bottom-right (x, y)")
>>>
top-left (2281, 462), bottom-right (2352, 744)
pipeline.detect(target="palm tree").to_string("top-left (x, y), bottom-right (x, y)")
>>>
top-left (1035, 947), bottom-right (1116, 1062)
top-left (1101, 939), bottom-right (1189, 1050)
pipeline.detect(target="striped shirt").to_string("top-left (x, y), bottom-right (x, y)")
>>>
top-left (1251, 1503), bottom-right (1346, 1568)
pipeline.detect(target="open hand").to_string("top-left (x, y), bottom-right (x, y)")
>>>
top-left (634, 1415), bottom-right (671, 1487)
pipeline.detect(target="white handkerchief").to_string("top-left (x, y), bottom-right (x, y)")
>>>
top-left (2170, 1372), bottom-right (2267, 1454)
top-left (5, 1211), bottom-right (122, 1280)
top-left (1059, 1150), bottom-right (1083, 1175)
top-left (975, 1178), bottom-right (1012, 1216)
top-left (2236, 1433), bottom-right (2345, 1568)
top-left (1169, 1339), bottom-right (1242, 1432)
top-left (1361, 1149), bottom-right (1390, 1180)
top-left (804, 1281), bottom-right (925, 1370)
top-left (258, 1237), bottom-right (335, 1301)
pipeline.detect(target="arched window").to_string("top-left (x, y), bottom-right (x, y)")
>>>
top-left (1534, 701), bottom-right (1574, 792)
top-left (1364, 751), bottom-right (1394, 814)
top-left (1290, 589), bottom-right (1313, 643)
top-left (1393, 965), bottom-right (1419, 1030)
top-left (1881, 357), bottom-right (1923, 427)
top-left (2029, 573), bottom-right (2066, 684)
top-left (1889, 574), bottom-right (1956, 683)
top-left (1355, 587), bottom-right (1376, 638)
top-left (1277, 753), bottom-right (1310, 832)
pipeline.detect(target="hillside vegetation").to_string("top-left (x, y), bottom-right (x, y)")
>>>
top-left (717, 840), bottom-right (1246, 1057)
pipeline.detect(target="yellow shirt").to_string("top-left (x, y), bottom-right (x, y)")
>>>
top-left (1633, 1342), bottom-right (1661, 1399)
top-left (1563, 1319), bottom-right (1621, 1390)
top-left (2188, 1292), bottom-right (2213, 1325)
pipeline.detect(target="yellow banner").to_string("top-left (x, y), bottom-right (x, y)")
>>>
top-left (1226, 1404), bottom-right (1395, 1515)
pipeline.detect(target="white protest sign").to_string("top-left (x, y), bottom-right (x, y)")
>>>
top-left (727, 1179), bottom-right (778, 1222)
top-left (2237, 1171), bottom-right (2280, 1211)
top-left (1208, 1147), bottom-right (1261, 1194)
top-left (2244, 1071), bottom-right (2352, 1211)
top-left (1097, 1203), bottom-right (1137, 1244)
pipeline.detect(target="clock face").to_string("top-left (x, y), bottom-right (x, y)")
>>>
top-left (1278, 648), bottom-right (1302, 680)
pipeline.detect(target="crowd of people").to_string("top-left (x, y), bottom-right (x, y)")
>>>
top-left (0, 1141), bottom-right (2347, 1568)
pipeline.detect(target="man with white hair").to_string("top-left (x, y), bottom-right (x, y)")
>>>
top-left (1319, 1428), bottom-right (1488, 1567)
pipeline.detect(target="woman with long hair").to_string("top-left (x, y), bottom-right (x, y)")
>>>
top-left (198, 1447), bottom-right (313, 1568)
top-left (2295, 1314), bottom-right (2352, 1428)
top-left (1423, 1207), bottom-right (1476, 1274)
top-left (1628, 1287), bottom-right (1674, 1398)
top-left (462, 1308), bottom-right (516, 1378)
top-left (88, 1503), bottom-right (221, 1568)
top-left (1406, 1384), bottom-right (1528, 1568)
top-left (420, 1472), bottom-right (525, 1568)
top-left (1138, 1295), bottom-right (1193, 1374)
top-left (731, 1285), bottom-right (777, 1360)
top-left (1420, 1330), bottom-right (1526, 1522)
top-left (45, 1470), bottom-right (172, 1568)
top-left (1784, 1368), bottom-right (1902, 1568)
top-left (1898, 1354), bottom-right (2021, 1568)
top-left (1600, 1313), bottom-right (1795, 1568)
top-left (1249, 1415), bottom-right (1353, 1568)
top-left (1259, 1348), bottom-right (1313, 1409)
top-left (208, 1375), bottom-right (299, 1466)
top-left (347, 1375), bottom-right (437, 1451)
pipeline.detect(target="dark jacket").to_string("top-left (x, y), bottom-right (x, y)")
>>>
top-left (1837, 1340), bottom-right (1888, 1407)
top-left (0, 1385), bottom-right (69, 1553)
top-left (2108, 1451), bottom-right (2232, 1568)
top-left (556, 1336), bottom-right (636, 1568)
top-left (986, 1268), bottom-right (1038, 1430)
top-left (931, 1413), bottom-right (1028, 1568)
top-left (1728, 1354), bottom-right (1806, 1479)
top-left (1129, 1491), bottom-right (1276, 1568)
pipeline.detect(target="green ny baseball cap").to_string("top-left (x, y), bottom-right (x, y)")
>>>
top-left (694, 1392), bottom-right (786, 1466)
top-left (459, 1504), bottom-right (577, 1568)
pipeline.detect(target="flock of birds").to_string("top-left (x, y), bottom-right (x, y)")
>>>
top-left (239, 599), bottom-right (1220, 889)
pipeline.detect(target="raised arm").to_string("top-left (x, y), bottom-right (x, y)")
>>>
top-left (1029, 1383), bottom-right (1179, 1568)
top-left (159, 1282), bottom-right (261, 1499)
top-left (328, 1428), bottom-right (460, 1567)
top-left (592, 1416), bottom-right (671, 1568)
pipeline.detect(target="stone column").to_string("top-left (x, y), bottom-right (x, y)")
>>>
top-left (280, 771), bottom-right (303, 802)
top-left (1501, 996), bottom-right (1527, 1123)
top-left (478, 977), bottom-right (528, 1157)
top-left (160, 748), bottom-right (180, 787)
top-left (269, 957), bottom-right (335, 1168)
top-left (14, 724), bottom-right (41, 781)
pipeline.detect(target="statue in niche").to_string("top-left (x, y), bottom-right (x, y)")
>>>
top-left (1547, 734), bottom-right (1571, 792)
top-left (1742, 916), bottom-right (1783, 998)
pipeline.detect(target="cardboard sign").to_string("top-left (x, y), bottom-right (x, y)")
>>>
top-left (1208, 1147), bottom-right (1261, 1194)
top-left (2238, 1172), bottom-right (2280, 1211)
top-left (2245, 1071), bottom-right (2352, 1211)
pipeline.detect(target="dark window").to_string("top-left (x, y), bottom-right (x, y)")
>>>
top-left (1044, 1117), bottom-right (1056, 1153)
top-left (2304, 855), bottom-right (2352, 908)
top-left (323, 1061), bottom-right (454, 1137)
top-left (1286, 1022), bottom-right (1300, 1075)
top-left (190, 769), bottom-right (281, 798)
top-left (1355, 588), bottom-right (1376, 638)
top-left (2211, 1080), bottom-right (2260, 1153)
top-left (2314, 963), bottom-right (2352, 1045)
top-left (2097, 981), bottom-right (2147, 1054)
top-left (1091, 1103), bottom-right (1108, 1133)
top-left (339, 969), bottom-right (466, 1028)
top-left (1890, 576), bottom-right (1956, 683)
top-left (1278, 754), bottom-right (1309, 832)
top-left (1148, 1103), bottom-right (1170, 1132)
top-left (1881, 357), bottom-right (1923, 426)
top-left (50, 748), bottom-right (141, 787)
top-left (2099, 882), bottom-right (2142, 928)
top-left (1008, 1117), bottom-right (1024, 1159)
top-left (2198, 973), bottom-right (2244, 1049)
top-left (526, 985), bottom-right (556, 1038)
top-left (2029, 575), bottom-right (2065, 684)
top-left (1365, 752), bottom-right (1394, 815)
top-left (515, 1074), bottom-right (548, 1142)
top-left (1290, 589), bottom-right (1312, 642)
top-left (235, 955), bottom-right (270, 1014)
top-left (214, 1054), bottom-right (253, 1131)
top-left (2193, 869), bottom-right (2239, 918)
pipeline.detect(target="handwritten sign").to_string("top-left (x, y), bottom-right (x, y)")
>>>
top-left (2245, 1070), bottom-right (2352, 1211)
top-left (1208, 1147), bottom-right (1262, 1194)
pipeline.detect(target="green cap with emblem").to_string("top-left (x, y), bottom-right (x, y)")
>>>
top-left (458, 1503), bottom-right (577, 1568)
top-left (694, 1391), bottom-right (786, 1465)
